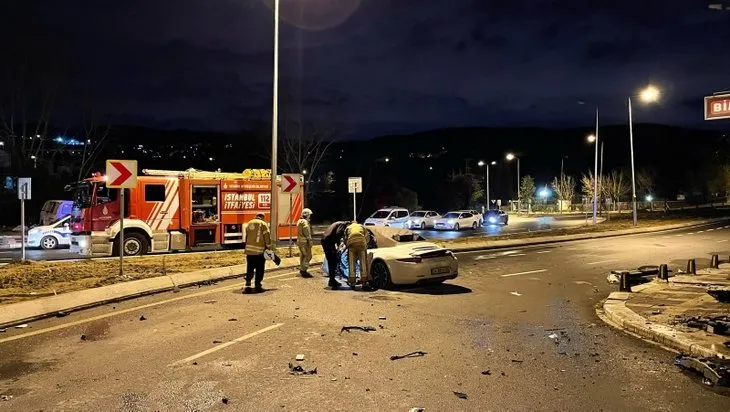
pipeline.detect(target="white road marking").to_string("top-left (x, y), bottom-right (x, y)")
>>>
top-left (707, 228), bottom-right (715, 231)
top-left (536, 251), bottom-right (552, 254)
top-left (698, 230), bottom-right (705, 233)
top-left (675, 234), bottom-right (684, 237)
top-left (510, 291), bottom-right (522, 296)
top-left (687, 232), bottom-right (696, 235)
top-left (0, 270), bottom-right (300, 344)
top-left (509, 253), bottom-right (527, 257)
top-left (718, 240), bottom-right (728, 243)
top-left (170, 323), bottom-right (284, 366)
top-left (586, 259), bottom-right (616, 265)
top-left (501, 269), bottom-right (548, 278)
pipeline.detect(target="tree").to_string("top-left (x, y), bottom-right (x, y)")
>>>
top-left (603, 170), bottom-right (630, 211)
top-left (438, 172), bottom-right (482, 211)
top-left (551, 174), bottom-right (575, 202)
top-left (552, 174), bottom-right (575, 212)
top-left (636, 169), bottom-right (656, 198)
top-left (519, 175), bottom-right (536, 212)
top-left (707, 164), bottom-right (730, 202)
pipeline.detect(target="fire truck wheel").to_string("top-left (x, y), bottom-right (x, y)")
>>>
top-left (117, 232), bottom-right (149, 256)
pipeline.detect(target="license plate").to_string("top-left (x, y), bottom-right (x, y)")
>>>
top-left (431, 267), bottom-right (450, 275)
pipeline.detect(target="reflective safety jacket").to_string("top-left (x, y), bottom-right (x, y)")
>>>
top-left (296, 218), bottom-right (312, 244)
top-left (345, 222), bottom-right (367, 250)
top-left (245, 218), bottom-right (272, 255)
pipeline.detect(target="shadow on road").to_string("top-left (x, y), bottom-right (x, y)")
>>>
top-left (396, 283), bottom-right (472, 295)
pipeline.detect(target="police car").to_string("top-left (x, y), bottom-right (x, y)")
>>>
top-left (26, 214), bottom-right (72, 250)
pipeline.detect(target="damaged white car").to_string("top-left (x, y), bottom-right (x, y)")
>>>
top-left (323, 227), bottom-right (459, 290)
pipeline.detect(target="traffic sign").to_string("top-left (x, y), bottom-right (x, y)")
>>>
top-left (280, 173), bottom-right (301, 194)
top-left (705, 93), bottom-right (730, 120)
top-left (348, 177), bottom-right (362, 193)
top-left (17, 177), bottom-right (31, 200)
top-left (106, 159), bottom-right (138, 188)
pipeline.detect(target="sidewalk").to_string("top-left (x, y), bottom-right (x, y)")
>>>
top-left (600, 266), bottom-right (730, 359)
top-left (0, 235), bottom-right (21, 250)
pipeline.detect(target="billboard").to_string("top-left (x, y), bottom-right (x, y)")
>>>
top-left (704, 93), bottom-right (730, 120)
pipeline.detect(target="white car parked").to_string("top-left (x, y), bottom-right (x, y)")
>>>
top-left (26, 215), bottom-right (72, 250)
top-left (322, 227), bottom-right (459, 290)
top-left (456, 209), bottom-right (484, 226)
top-left (364, 207), bottom-right (410, 228)
top-left (433, 211), bottom-right (481, 231)
top-left (406, 210), bottom-right (441, 230)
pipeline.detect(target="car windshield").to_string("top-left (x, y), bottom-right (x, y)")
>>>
top-left (410, 211), bottom-right (426, 217)
top-left (49, 215), bottom-right (71, 227)
top-left (69, 182), bottom-right (93, 209)
top-left (443, 212), bottom-right (460, 218)
top-left (370, 210), bottom-right (391, 219)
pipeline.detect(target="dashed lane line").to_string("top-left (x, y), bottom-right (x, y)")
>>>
top-left (501, 269), bottom-right (548, 278)
top-left (169, 323), bottom-right (285, 366)
top-left (586, 259), bottom-right (617, 265)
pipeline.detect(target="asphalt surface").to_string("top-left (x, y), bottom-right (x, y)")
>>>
top-left (1, 220), bottom-right (730, 410)
top-left (0, 214), bottom-right (592, 262)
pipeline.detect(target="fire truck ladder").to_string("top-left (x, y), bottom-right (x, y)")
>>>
top-left (142, 168), bottom-right (281, 180)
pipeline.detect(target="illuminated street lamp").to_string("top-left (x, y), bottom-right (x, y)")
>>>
top-left (269, 0), bottom-right (282, 241)
top-left (586, 134), bottom-right (596, 143)
top-left (478, 160), bottom-right (497, 210)
top-left (30, 155), bottom-right (37, 169)
top-left (302, 169), bottom-right (308, 175)
top-left (505, 153), bottom-right (520, 212)
top-left (385, 157), bottom-right (390, 163)
top-left (628, 85), bottom-right (660, 226)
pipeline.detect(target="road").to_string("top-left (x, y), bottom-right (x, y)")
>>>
top-left (1, 220), bottom-right (729, 410)
top-left (0, 215), bottom-right (593, 262)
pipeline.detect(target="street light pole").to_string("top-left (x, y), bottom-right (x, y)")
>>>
top-left (593, 108), bottom-right (599, 225)
top-left (628, 96), bottom-right (638, 227)
top-left (486, 163), bottom-right (491, 210)
top-left (270, 0), bottom-right (280, 242)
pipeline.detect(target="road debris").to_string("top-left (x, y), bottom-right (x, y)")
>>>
top-left (673, 315), bottom-right (730, 336)
top-left (222, 397), bottom-right (229, 404)
top-left (707, 288), bottom-right (730, 304)
top-left (511, 359), bottom-right (524, 363)
top-left (203, 300), bottom-right (217, 304)
top-left (481, 370), bottom-right (491, 375)
top-left (1, 395), bottom-right (13, 401)
top-left (409, 408), bottom-right (425, 412)
top-left (606, 273), bottom-right (620, 284)
top-left (453, 391), bottom-right (468, 400)
top-left (510, 292), bottom-right (522, 296)
top-left (80, 334), bottom-right (87, 341)
top-left (228, 318), bottom-right (238, 322)
top-left (390, 351), bottom-right (427, 361)
top-left (340, 325), bottom-right (376, 333)
top-left (379, 316), bottom-right (387, 320)
top-left (288, 362), bottom-right (317, 375)
top-left (139, 316), bottom-right (147, 321)
top-left (675, 355), bottom-right (730, 387)
top-left (296, 354), bottom-right (305, 361)
top-left (15, 324), bottom-right (28, 329)
top-left (56, 311), bottom-right (69, 317)
top-left (213, 340), bottom-right (222, 344)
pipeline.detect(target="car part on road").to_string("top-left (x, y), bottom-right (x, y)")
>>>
top-left (340, 325), bottom-right (376, 333)
top-left (707, 288), bottom-right (730, 303)
top-left (453, 391), bottom-right (468, 400)
top-left (673, 315), bottom-right (730, 336)
top-left (674, 355), bottom-right (730, 387)
top-left (288, 362), bottom-right (317, 375)
top-left (389, 350), bottom-right (427, 361)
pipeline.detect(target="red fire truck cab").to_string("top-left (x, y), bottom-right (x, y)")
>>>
top-left (67, 168), bottom-right (304, 257)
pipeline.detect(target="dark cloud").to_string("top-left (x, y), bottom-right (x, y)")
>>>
top-left (1, 0), bottom-right (729, 137)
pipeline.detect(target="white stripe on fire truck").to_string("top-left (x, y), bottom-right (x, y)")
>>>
top-left (154, 179), bottom-right (179, 230)
top-left (146, 179), bottom-right (173, 224)
top-left (161, 180), bottom-right (180, 230)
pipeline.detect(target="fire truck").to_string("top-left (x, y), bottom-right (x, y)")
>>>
top-left (67, 168), bottom-right (304, 257)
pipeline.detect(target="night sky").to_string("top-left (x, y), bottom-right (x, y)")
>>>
top-left (2, 0), bottom-right (729, 138)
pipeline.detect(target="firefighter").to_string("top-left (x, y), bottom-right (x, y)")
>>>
top-left (321, 221), bottom-right (349, 289)
top-left (296, 208), bottom-right (314, 278)
top-left (244, 213), bottom-right (272, 293)
top-left (345, 220), bottom-right (369, 289)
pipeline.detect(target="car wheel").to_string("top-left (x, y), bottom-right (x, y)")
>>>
top-left (40, 235), bottom-right (58, 250)
top-left (472, 221), bottom-right (478, 230)
top-left (370, 260), bottom-right (392, 290)
top-left (115, 232), bottom-right (149, 256)
top-left (420, 222), bottom-right (426, 230)
top-left (453, 223), bottom-right (460, 231)
top-left (504, 218), bottom-right (509, 225)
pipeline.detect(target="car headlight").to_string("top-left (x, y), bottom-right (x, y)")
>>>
top-left (488, 216), bottom-right (497, 223)
top-left (447, 219), bottom-right (455, 224)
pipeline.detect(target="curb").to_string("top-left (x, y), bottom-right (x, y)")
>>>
top-left (441, 218), bottom-right (728, 253)
top-left (599, 291), bottom-right (726, 359)
top-left (0, 254), bottom-right (323, 329)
